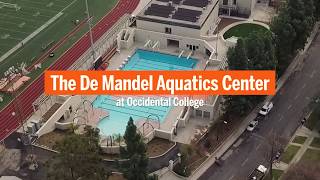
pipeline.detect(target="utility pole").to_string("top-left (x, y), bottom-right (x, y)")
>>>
top-left (85, 0), bottom-right (96, 61)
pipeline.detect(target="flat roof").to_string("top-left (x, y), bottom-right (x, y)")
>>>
top-left (136, 0), bottom-right (219, 29)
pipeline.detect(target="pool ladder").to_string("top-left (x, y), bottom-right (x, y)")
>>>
top-left (187, 51), bottom-right (193, 59)
top-left (178, 50), bottom-right (184, 58)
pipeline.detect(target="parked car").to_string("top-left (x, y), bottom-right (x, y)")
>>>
top-left (247, 120), bottom-right (258, 132)
top-left (259, 102), bottom-right (273, 116)
top-left (248, 165), bottom-right (267, 180)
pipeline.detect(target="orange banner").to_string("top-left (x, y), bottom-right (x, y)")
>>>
top-left (44, 70), bottom-right (275, 95)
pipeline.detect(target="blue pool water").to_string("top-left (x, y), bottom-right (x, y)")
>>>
top-left (93, 49), bottom-right (197, 136)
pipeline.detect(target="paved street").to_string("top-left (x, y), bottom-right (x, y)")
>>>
top-left (199, 31), bottom-right (320, 180)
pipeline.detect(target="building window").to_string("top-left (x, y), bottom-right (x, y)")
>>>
top-left (196, 110), bottom-right (202, 117)
top-left (223, 0), bottom-right (228, 5)
top-left (165, 27), bottom-right (171, 34)
top-left (233, 0), bottom-right (236, 5)
top-left (203, 111), bottom-right (210, 118)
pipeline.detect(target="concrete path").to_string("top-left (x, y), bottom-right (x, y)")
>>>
top-left (272, 125), bottom-right (320, 177)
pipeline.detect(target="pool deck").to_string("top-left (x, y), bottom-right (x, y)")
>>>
top-left (108, 42), bottom-right (210, 71)
top-left (106, 43), bottom-right (221, 134)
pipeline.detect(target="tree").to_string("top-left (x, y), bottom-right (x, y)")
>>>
top-left (47, 126), bottom-right (108, 180)
top-left (270, 0), bottom-right (316, 75)
top-left (227, 38), bottom-right (248, 70)
top-left (282, 160), bottom-right (320, 180)
top-left (121, 117), bottom-right (149, 180)
top-left (245, 32), bottom-right (265, 69)
top-left (287, 0), bottom-right (314, 51)
top-left (222, 95), bottom-right (252, 116)
top-left (245, 32), bottom-right (277, 70)
top-left (302, 0), bottom-right (315, 32)
top-left (315, 0), bottom-right (320, 20)
top-left (223, 32), bottom-right (276, 117)
top-left (261, 32), bottom-right (277, 70)
top-left (270, 7), bottom-right (296, 74)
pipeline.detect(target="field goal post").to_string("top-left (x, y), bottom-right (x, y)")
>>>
top-left (0, 2), bottom-right (21, 11)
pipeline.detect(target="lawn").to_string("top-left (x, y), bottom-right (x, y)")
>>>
top-left (281, 145), bottom-right (300, 164)
top-left (310, 137), bottom-right (320, 148)
top-left (0, 0), bottom-right (118, 110)
top-left (223, 23), bottom-right (269, 39)
top-left (292, 136), bottom-right (307, 144)
top-left (301, 149), bottom-right (320, 161)
top-left (272, 169), bottom-right (283, 180)
top-left (35, 130), bottom-right (68, 149)
top-left (305, 104), bottom-right (320, 130)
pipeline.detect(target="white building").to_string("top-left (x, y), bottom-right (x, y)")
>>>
top-left (132, 0), bottom-right (220, 56)
top-left (219, 0), bottom-right (257, 18)
top-left (28, 0), bottom-right (232, 146)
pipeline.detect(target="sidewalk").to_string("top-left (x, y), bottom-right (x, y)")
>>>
top-left (189, 22), bottom-right (320, 180)
top-left (190, 107), bottom-right (259, 179)
top-left (272, 126), bottom-right (320, 174)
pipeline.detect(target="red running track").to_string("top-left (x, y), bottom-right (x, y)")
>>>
top-left (0, 0), bottom-right (140, 141)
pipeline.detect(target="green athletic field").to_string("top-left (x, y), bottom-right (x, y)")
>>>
top-left (0, 0), bottom-right (70, 57)
top-left (0, 0), bottom-right (118, 110)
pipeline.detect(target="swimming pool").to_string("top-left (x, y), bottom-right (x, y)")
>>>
top-left (93, 49), bottom-right (197, 136)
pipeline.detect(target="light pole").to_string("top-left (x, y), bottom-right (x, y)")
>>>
top-left (215, 15), bottom-right (220, 59)
top-left (85, 0), bottom-right (96, 61)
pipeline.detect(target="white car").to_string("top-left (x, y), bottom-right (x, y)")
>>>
top-left (247, 120), bottom-right (258, 132)
top-left (259, 102), bottom-right (273, 116)
top-left (249, 165), bottom-right (267, 180)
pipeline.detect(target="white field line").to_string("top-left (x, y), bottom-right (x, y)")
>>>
top-left (0, 10), bottom-right (52, 18)
top-left (61, 0), bottom-right (79, 12)
top-left (0, 13), bottom-right (40, 22)
top-left (0, 0), bottom-right (79, 63)
top-left (19, 0), bottom-right (65, 8)
top-left (5, 36), bottom-right (22, 41)
top-left (19, 11), bottom-right (53, 18)
top-left (0, 19), bottom-right (33, 27)
top-left (18, 5), bottom-right (60, 13)
top-left (0, 12), bottom-right (63, 62)
top-left (0, 27), bottom-right (28, 34)
top-left (0, 0), bottom-right (78, 62)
